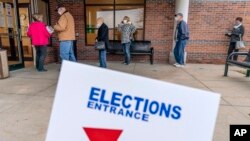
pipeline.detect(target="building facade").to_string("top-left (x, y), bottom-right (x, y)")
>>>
top-left (1, 0), bottom-right (249, 70)
top-left (48, 0), bottom-right (250, 64)
top-left (0, 0), bottom-right (50, 70)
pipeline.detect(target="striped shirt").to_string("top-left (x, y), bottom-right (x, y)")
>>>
top-left (118, 23), bottom-right (137, 44)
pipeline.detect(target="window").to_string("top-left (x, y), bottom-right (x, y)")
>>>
top-left (85, 0), bottom-right (114, 4)
top-left (85, 0), bottom-right (145, 45)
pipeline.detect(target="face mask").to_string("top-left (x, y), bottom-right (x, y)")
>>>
top-left (123, 20), bottom-right (128, 24)
top-left (97, 23), bottom-right (102, 28)
top-left (58, 11), bottom-right (62, 15)
top-left (175, 17), bottom-right (179, 21)
top-left (235, 21), bottom-right (241, 25)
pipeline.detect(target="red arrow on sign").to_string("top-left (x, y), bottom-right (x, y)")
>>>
top-left (83, 127), bottom-right (123, 141)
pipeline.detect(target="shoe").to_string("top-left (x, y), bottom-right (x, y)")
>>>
top-left (38, 69), bottom-right (48, 72)
top-left (175, 64), bottom-right (185, 68)
top-left (173, 63), bottom-right (180, 67)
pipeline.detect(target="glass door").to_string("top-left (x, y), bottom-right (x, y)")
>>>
top-left (19, 3), bottom-right (32, 61)
top-left (0, 0), bottom-right (24, 70)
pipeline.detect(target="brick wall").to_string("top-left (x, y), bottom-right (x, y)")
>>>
top-left (145, 0), bottom-right (175, 62)
top-left (188, 0), bottom-right (250, 63)
top-left (47, 0), bottom-right (250, 64)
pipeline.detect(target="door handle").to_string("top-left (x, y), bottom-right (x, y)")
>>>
top-left (18, 28), bottom-right (22, 41)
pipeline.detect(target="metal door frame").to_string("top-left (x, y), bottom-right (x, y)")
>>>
top-left (7, 0), bottom-right (25, 71)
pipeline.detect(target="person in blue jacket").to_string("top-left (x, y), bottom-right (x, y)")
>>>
top-left (174, 13), bottom-right (190, 68)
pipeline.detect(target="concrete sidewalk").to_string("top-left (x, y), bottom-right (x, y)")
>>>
top-left (0, 62), bottom-right (250, 141)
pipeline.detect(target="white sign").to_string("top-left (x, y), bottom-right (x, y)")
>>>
top-left (0, 2), bottom-right (4, 15)
top-left (7, 16), bottom-right (13, 28)
top-left (0, 15), bottom-right (5, 27)
top-left (5, 3), bottom-right (12, 16)
top-left (46, 61), bottom-right (220, 141)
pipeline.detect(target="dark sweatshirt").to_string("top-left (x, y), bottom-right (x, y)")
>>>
top-left (176, 20), bottom-right (190, 40)
top-left (230, 25), bottom-right (245, 42)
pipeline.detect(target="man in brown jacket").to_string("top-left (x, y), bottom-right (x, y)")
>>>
top-left (54, 4), bottom-right (76, 62)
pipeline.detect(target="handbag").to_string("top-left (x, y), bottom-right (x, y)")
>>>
top-left (236, 35), bottom-right (245, 49)
top-left (95, 41), bottom-right (105, 50)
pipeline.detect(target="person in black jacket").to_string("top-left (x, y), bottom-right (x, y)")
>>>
top-left (96, 17), bottom-right (109, 68)
top-left (226, 17), bottom-right (245, 61)
top-left (173, 13), bottom-right (190, 68)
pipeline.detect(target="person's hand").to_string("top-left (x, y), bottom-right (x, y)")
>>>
top-left (225, 32), bottom-right (231, 37)
top-left (46, 26), bottom-right (54, 34)
top-left (95, 39), bottom-right (98, 42)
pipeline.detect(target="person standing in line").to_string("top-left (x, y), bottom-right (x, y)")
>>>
top-left (226, 17), bottom-right (245, 61)
top-left (96, 17), bottom-right (109, 68)
top-left (118, 16), bottom-right (136, 65)
top-left (173, 13), bottom-right (190, 68)
top-left (54, 4), bottom-right (76, 62)
top-left (27, 14), bottom-right (51, 72)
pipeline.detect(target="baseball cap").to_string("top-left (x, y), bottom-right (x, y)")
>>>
top-left (55, 3), bottom-right (65, 11)
top-left (175, 13), bottom-right (183, 17)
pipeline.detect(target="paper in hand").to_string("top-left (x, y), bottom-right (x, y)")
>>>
top-left (46, 26), bottom-right (54, 34)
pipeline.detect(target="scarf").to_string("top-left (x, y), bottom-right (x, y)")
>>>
top-left (234, 23), bottom-right (242, 29)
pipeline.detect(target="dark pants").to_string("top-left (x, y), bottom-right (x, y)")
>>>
top-left (122, 42), bottom-right (131, 64)
top-left (99, 50), bottom-right (107, 68)
top-left (228, 42), bottom-right (239, 61)
top-left (35, 46), bottom-right (47, 71)
top-left (174, 40), bottom-right (187, 65)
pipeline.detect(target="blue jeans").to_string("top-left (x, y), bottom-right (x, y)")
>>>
top-left (122, 42), bottom-right (131, 64)
top-left (60, 41), bottom-right (76, 62)
top-left (99, 50), bottom-right (107, 68)
top-left (174, 40), bottom-right (187, 65)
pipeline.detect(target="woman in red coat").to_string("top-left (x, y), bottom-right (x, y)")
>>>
top-left (27, 14), bottom-right (52, 72)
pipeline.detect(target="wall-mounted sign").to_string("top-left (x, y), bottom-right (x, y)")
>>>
top-left (5, 3), bottom-right (12, 16)
top-left (0, 2), bottom-right (4, 15)
top-left (46, 61), bottom-right (221, 141)
top-left (0, 16), bottom-right (5, 27)
top-left (7, 16), bottom-right (13, 28)
top-left (0, 2), bottom-right (5, 27)
top-left (5, 3), bottom-right (13, 28)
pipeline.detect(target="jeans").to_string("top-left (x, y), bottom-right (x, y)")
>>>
top-left (227, 42), bottom-right (239, 61)
top-left (99, 50), bottom-right (107, 68)
top-left (174, 40), bottom-right (187, 65)
top-left (60, 41), bottom-right (76, 62)
top-left (122, 42), bottom-right (131, 64)
top-left (35, 46), bottom-right (47, 71)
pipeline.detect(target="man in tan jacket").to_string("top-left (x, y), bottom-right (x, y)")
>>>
top-left (54, 4), bottom-right (76, 62)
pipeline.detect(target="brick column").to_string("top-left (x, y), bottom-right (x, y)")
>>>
top-left (169, 0), bottom-right (190, 64)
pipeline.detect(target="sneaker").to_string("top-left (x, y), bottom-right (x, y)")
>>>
top-left (123, 62), bottom-right (130, 65)
top-left (175, 64), bottom-right (185, 68)
top-left (173, 63), bottom-right (180, 67)
top-left (38, 69), bottom-right (48, 72)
